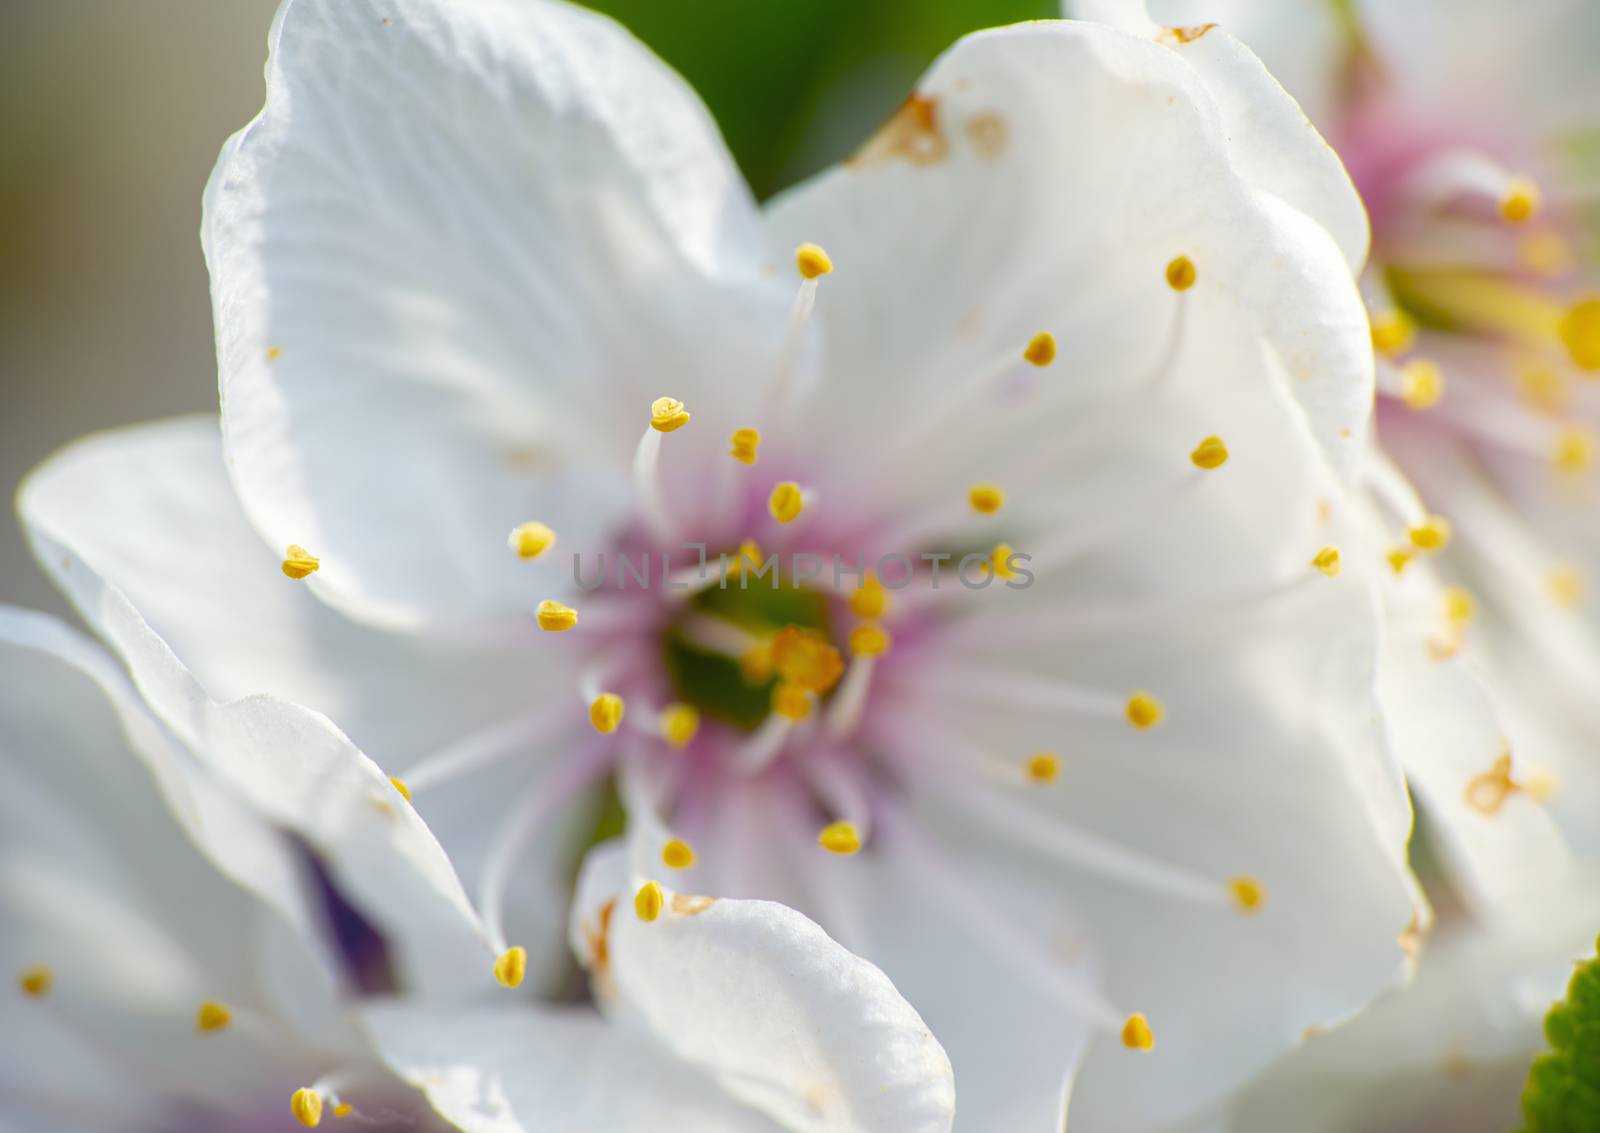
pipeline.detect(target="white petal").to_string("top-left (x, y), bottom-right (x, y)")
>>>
top-left (366, 1003), bottom-right (787, 1133)
top-left (570, 840), bottom-right (957, 1133)
top-left (206, 0), bottom-right (785, 630)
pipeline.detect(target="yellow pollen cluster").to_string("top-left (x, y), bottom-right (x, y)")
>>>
top-left (1311, 546), bottom-right (1341, 577)
top-left (969, 483), bottom-right (1005, 515)
top-left (1370, 309), bottom-right (1416, 357)
top-left (196, 1000), bottom-right (232, 1033)
top-left (1023, 331), bottom-right (1057, 367)
top-left (650, 396), bottom-right (691, 433)
top-left (1126, 692), bottom-right (1164, 730)
top-left (848, 623), bottom-right (892, 657)
top-left (333, 1103), bottom-right (353, 1119)
top-left (291, 1087), bottom-right (324, 1128)
top-left (772, 681), bottom-right (814, 721)
top-left (493, 946), bottom-right (527, 989)
top-left (740, 644), bottom-right (775, 685)
top-left (769, 481), bottom-right (805, 524)
top-left (589, 693), bottom-right (625, 735)
top-left (1499, 177), bottom-right (1541, 225)
top-left (281, 545), bottom-right (320, 580)
top-left (1227, 876), bottom-right (1267, 914)
top-left (388, 776), bottom-right (411, 802)
top-left (660, 702), bottom-right (700, 748)
top-left (662, 839), bottom-right (696, 870)
top-left (795, 242), bottom-right (834, 280)
top-left (536, 599), bottom-right (578, 632)
top-left (635, 880), bottom-right (665, 922)
top-left (508, 520), bottom-right (556, 560)
top-left (1190, 435), bottom-right (1229, 470)
top-left (1409, 516), bottom-right (1452, 552)
top-left (1559, 298), bottom-right (1600, 371)
top-left (1443, 587), bottom-right (1477, 625)
top-left (1165, 255), bottom-right (1197, 292)
top-left (1122, 1013), bottom-right (1155, 1051)
top-left (772, 626), bottom-right (845, 693)
top-left (1386, 547), bottom-right (1415, 575)
top-left (1025, 752), bottom-right (1061, 784)
top-left (991, 543), bottom-right (1019, 580)
top-left (1554, 425), bottom-right (1595, 472)
top-left (849, 575), bottom-right (890, 619)
top-left (18, 965), bottom-right (52, 997)
top-left (729, 427), bottom-right (761, 465)
top-left (1548, 565), bottom-right (1585, 608)
top-left (1399, 358), bottom-right (1445, 410)
top-left (818, 820), bottom-right (862, 855)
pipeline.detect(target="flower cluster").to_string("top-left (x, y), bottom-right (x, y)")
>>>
top-left (5, 1), bottom-right (1598, 1131)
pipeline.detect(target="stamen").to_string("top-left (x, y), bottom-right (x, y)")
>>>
top-left (535, 599), bottom-right (579, 632)
top-left (1025, 752), bottom-right (1061, 784)
top-left (991, 543), bottom-right (1020, 581)
top-left (740, 644), bottom-right (776, 685)
top-left (1227, 876), bottom-right (1267, 914)
top-left (1023, 331), bottom-right (1057, 367)
top-left (771, 626), bottom-right (844, 693)
top-left (736, 705), bottom-right (799, 770)
top-left (635, 880), bottom-right (665, 922)
top-left (795, 243), bottom-right (834, 280)
top-left (968, 483), bottom-right (1005, 515)
top-left (1499, 176), bottom-right (1541, 225)
top-left (1125, 692), bottom-right (1164, 730)
top-left (769, 481), bottom-right (806, 524)
top-left (729, 427), bottom-right (761, 465)
top-left (1465, 750), bottom-right (1523, 815)
top-left (1189, 435), bottom-right (1229, 470)
top-left (291, 1088), bottom-right (324, 1128)
top-left (1165, 255), bottom-right (1197, 291)
top-left (848, 574), bottom-right (890, 619)
top-left (1399, 358), bottom-right (1445, 410)
top-left (588, 693), bottom-right (625, 735)
top-left (507, 521), bottom-right (556, 560)
top-left (847, 624), bottom-right (892, 657)
top-left (281, 545), bottom-right (320, 580)
top-left (334, 1103), bottom-right (354, 1119)
top-left (634, 398), bottom-right (688, 542)
top-left (772, 681), bottom-right (815, 721)
top-left (1122, 1013), bottom-right (1155, 1051)
top-left (650, 396), bottom-right (692, 433)
top-left (1311, 546), bottom-right (1342, 576)
top-left (18, 965), bottom-right (52, 997)
top-left (493, 946), bottom-right (527, 989)
top-left (1387, 548), bottom-right (1415, 575)
top-left (1443, 586), bottom-right (1476, 625)
top-left (659, 703), bottom-right (700, 748)
top-left (1554, 425), bottom-right (1594, 472)
top-left (825, 652), bottom-right (878, 739)
top-left (662, 839), bottom-right (696, 870)
top-left (1408, 516), bottom-right (1452, 552)
top-left (818, 820), bottom-right (862, 856)
top-left (1370, 309), bottom-right (1416, 357)
top-left (196, 1000), bottom-right (232, 1033)
top-left (400, 714), bottom-right (564, 796)
top-left (388, 776), bottom-right (411, 802)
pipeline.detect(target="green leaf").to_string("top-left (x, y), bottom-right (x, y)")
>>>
top-left (1521, 934), bottom-right (1600, 1132)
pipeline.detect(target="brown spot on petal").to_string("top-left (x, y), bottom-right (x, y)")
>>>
top-left (850, 95), bottom-right (948, 169)
top-left (1160, 23), bottom-right (1217, 44)
top-left (669, 893), bottom-right (717, 917)
top-left (1397, 910), bottom-right (1424, 960)
top-left (964, 112), bottom-right (1008, 159)
top-left (1465, 746), bottom-right (1527, 815)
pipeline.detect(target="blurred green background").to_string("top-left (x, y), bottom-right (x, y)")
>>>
top-left (0, 0), bottom-right (1049, 617)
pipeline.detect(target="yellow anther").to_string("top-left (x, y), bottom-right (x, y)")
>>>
top-left (196, 1000), bottom-right (232, 1033)
top-left (771, 626), bottom-right (844, 693)
top-left (1548, 565), bottom-right (1585, 608)
top-left (507, 521), bottom-right (557, 560)
top-left (650, 396), bottom-right (691, 433)
top-left (849, 575), bottom-right (890, 619)
top-left (769, 481), bottom-right (805, 524)
top-left (1023, 331), bottom-right (1057, 367)
top-left (662, 839), bottom-right (696, 870)
top-left (1524, 770), bottom-right (1560, 802)
top-left (1227, 876), bottom-right (1267, 914)
top-left (1554, 425), bottom-right (1595, 472)
top-left (1025, 752), bottom-right (1061, 784)
top-left (1386, 547), bottom-right (1415, 575)
top-left (1189, 435), bottom-right (1229, 470)
top-left (1560, 298), bottom-right (1600, 371)
top-left (333, 1103), bottom-right (354, 1119)
top-left (493, 946), bottom-right (527, 989)
top-left (1310, 546), bottom-right (1341, 576)
top-left (991, 543), bottom-right (1019, 580)
top-left (818, 820), bottom-right (862, 856)
top-left (1165, 255), bottom-right (1197, 292)
top-left (795, 243), bottom-right (834, 280)
top-left (1517, 361), bottom-right (1566, 411)
top-left (968, 483), bottom-right (1005, 515)
top-left (1399, 358), bottom-right (1445, 410)
top-left (1500, 176), bottom-right (1541, 225)
top-left (388, 776), bottom-right (411, 802)
top-left (1409, 516), bottom-right (1452, 551)
top-left (1370, 308), bottom-right (1416, 357)
top-left (18, 965), bottom-right (52, 998)
top-left (724, 539), bottom-right (763, 579)
top-left (281, 545), bottom-right (320, 580)
top-left (266, 345), bottom-right (283, 361)
top-left (535, 599), bottom-right (578, 632)
top-left (1126, 691), bottom-right (1164, 730)
top-left (659, 703), bottom-right (700, 748)
top-left (848, 623), bottom-right (892, 657)
top-left (635, 880), bottom-right (665, 922)
top-left (739, 643), bottom-right (775, 685)
top-left (1443, 586), bottom-right (1476, 624)
top-left (772, 681), bottom-right (814, 722)
top-left (291, 1088), bottom-right (324, 1128)
top-left (1122, 1013), bottom-right (1155, 1051)
top-left (588, 693), bottom-right (625, 735)
top-left (1465, 752), bottom-right (1521, 815)
top-left (729, 427), bottom-right (761, 465)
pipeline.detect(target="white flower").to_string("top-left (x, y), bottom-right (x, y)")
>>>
top-left (22, 1), bottom-right (1419, 1129)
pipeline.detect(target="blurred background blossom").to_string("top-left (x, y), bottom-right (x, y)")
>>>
top-left (0, 0), bottom-right (1048, 616)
